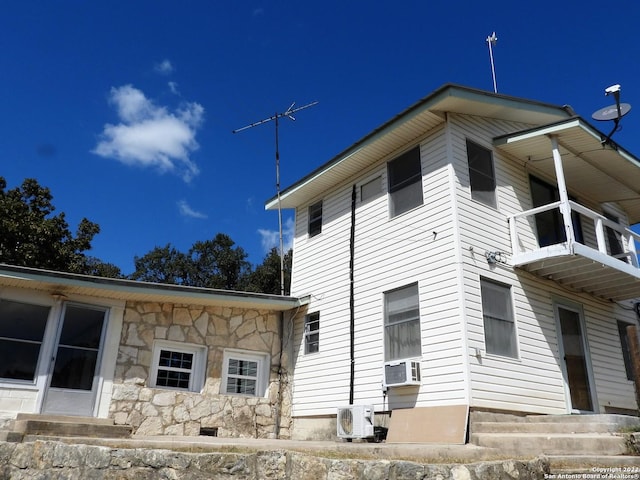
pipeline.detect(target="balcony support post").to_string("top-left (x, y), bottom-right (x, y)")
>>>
top-left (549, 135), bottom-right (575, 247)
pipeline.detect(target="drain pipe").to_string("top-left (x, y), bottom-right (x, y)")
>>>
top-left (349, 184), bottom-right (356, 406)
top-left (274, 310), bottom-right (285, 438)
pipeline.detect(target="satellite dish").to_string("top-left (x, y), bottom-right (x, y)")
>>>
top-left (591, 84), bottom-right (632, 144)
top-left (592, 103), bottom-right (631, 121)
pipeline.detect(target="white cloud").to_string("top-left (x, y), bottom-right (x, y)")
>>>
top-left (177, 200), bottom-right (207, 219)
top-left (168, 81), bottom-right (179, 95)
top-left (258, 217), bottom-right (294, 253)
top-left (155, 59), bottom-right (174, 75)
top-left (93, 85), bottom-right (204, 182)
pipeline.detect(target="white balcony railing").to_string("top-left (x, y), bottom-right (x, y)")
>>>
top-left (509, 199), bottom-right (640, 272)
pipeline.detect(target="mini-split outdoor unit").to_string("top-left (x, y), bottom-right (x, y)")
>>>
top-left (336, 405), bottom-right (375, 439)
top-left (383, 359), bottom-right (421, 388)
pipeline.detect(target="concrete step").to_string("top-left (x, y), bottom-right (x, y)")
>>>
top-left (472, 421), bottom-right (630, 434)
top-left (9, 415), bottom-right (132, 439)
top-left (548, 455), bottom-right (640, 475)
top-left (15, 413), bottom-right (116, 426)
top-left (470, 432), bottom-right (629, 456)
top-left (525, 414), bottom-right (640, 428)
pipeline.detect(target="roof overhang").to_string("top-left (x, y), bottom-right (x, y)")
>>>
top-left (494, 117), bottom-right (640, 224)
top-left (266, 83), bottom-right (572, 210)
top-left (0, 264), bottom-right (308, 311)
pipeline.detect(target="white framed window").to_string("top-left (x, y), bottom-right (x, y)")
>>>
top-left (466, 139), bottom-right (496, 208)
top-left (221, 349), bottom-right (269, 397)
top-left (384, 283), bottom-right (422, 362)
top-left (0, 299), bottom-right (51, 383)
top-left (304, 312), bottom-right (320, 354)
top-left (308, 201), bottom-right (323, 237)
top-left (480, 278), bottom-right (518, 358)
top-left (149, 340), bottom-right (207, 392)
top-left (387, 146), bottom-right (423, 217)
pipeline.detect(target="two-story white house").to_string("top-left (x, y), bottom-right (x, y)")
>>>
top-left (266, 83), bottom-right (640, 441)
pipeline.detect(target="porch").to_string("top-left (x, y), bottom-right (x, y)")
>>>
top-left (495, 117), bottom-right (640, 302)
top-left (508, 199), bottom-right (640, 301)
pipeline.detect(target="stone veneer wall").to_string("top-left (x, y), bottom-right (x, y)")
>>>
top-left (109, 302), bottom-right (291, 439)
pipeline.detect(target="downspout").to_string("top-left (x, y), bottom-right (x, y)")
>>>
top-left (349, 184), bottom-right (356, 405)
top-left (274, 310), bottom-right (285, 438)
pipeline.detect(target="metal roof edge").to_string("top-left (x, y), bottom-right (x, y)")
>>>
top-left (0, 264), bottom-right (304, 310)
top-left (265, 83), bottom-right (571, 210)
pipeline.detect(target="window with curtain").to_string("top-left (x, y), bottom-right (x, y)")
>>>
top-left (384, 283), bottom-right (421, 361)
top-left (480, 278), bottom-right (518, 358)
top-left (387, 146), bottom-right (423, 217)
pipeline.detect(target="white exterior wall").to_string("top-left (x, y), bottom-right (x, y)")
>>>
top-left (449, 113), bottom-right (637, 414)
top-left (290, 125), bottom-right (468, 416)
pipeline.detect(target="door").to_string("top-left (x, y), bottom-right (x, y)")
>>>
top-left (42, 304), bottom-right (107, 416)
top-left (555, 304), bottom-right (596, 412)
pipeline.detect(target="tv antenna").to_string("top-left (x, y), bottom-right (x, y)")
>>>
top-left (591, 84), bottom-right (632, 145)
top-left (486, 32), bottom-right (498, 93)
top-left (233, 100), bottom-right (318, 295)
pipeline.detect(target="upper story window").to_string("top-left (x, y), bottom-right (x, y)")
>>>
top-left (361, 176), bottom-right (382, 203)
top-left (387, 146), bottom-right (423, 217)
top-left (308, 200), bottom-right (323, 237)
top-left (150, 340), bottom-right (206, 392)
top-left (466, 139), bottom-right (496, 208)
top-left (221, 349), bottom-right (269, 397)
top-left (384, 283), bottom-right (421, 361)
top-left (480, 278), bottom-right (518, 358)
top-left (0, 299), bottom-right (50, 383)
top-left (304, 312), bottom-right (320, 354)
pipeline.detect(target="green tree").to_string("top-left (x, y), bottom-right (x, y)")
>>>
top-left (130, 244), bottom-right (190, 284)
top-left (245, 247), bottom-right (292, 295)
top-left (0, 177), bottom-right (101, 274)
top-left (186, 233), bottom-right (251, 290)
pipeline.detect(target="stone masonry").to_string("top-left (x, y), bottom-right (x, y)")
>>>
top-left (109, 302), bottom-right (291, 439)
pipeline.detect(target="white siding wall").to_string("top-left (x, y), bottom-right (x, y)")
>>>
top-left (290, 125), bottom-right (468, 416)
top-left (449, 113), bottom-right (637, 414)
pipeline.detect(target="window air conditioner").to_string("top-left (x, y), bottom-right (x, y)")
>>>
top-left (383, 360), bottom-right (421, 387)
top-left (336, 405), bottom-right (375, 439)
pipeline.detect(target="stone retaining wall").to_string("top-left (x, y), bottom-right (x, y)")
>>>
top-left (110, 302), bottom-right (291, 439)
top-left (0, 441), bottom-right (550, 479)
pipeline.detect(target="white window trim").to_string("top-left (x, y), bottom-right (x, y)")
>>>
top-left (480, 277), bottom-right (519, 359)
top-left (149, 340), bottom-right (207, 392)
top-left (304, 312), bottom-right (320, 355)
top-left (220, 349), bottom-right (270, 397)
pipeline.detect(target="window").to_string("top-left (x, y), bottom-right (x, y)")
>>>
top-left (388, 146), bottom-right (423, 217)
top-left (361, 176), bottom-right (382, 203)
top-left (150, 341), bottom-right (206, 392)
top-left (0, 299), bottom-right (50, 382)
top-left (221, 350), bottom-right (269, 397)
top-left (308, 201), bottom-right (323, 237)
top-left (480, 278), bottom-right (517, 358)
top-left (604, 212), bottom-right (627, 262)
top-left (466, 140), bottom-right (496, 207)
top-left (384, 283), bottom-right (421, 361)
top-left (304, 312), bottom-right (320, 354)
top-left (530, 176), bottom-right (583, 247)
top-left (617, 321), bottom-right (634, 381)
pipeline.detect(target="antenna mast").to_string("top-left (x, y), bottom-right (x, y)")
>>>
top-left (233, 100), bottom-right (318, 295)
top-left (486, 32), bottom-right (498, 93)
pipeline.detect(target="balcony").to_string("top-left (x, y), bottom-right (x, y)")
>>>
top-left (509, 200), bottom-right (640, 301)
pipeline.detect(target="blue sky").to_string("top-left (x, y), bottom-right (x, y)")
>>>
top-left (2, 1), bottom-right (640, 275)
